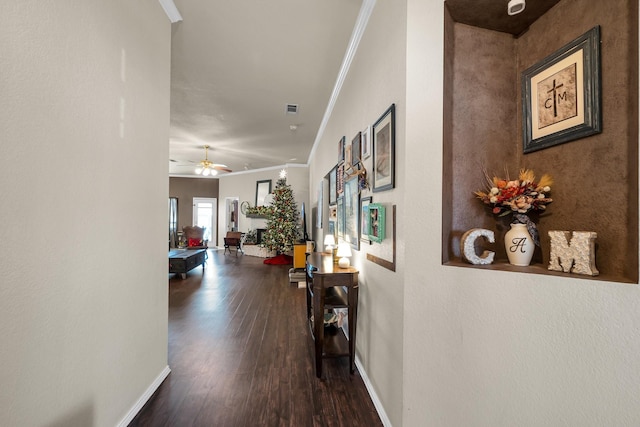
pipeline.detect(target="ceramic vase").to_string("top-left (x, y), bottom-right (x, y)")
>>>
top-left (504, 223), bottom-right (535, 266)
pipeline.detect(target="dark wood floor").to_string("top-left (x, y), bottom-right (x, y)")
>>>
top-left (130, 250), bottom-right (382, 427)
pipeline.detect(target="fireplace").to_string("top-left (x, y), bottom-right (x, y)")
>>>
top-left (256, 228), bottom-right (267, 245)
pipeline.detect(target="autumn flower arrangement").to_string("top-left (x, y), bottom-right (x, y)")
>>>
top-left (475, 169), bottom-right (553, 246)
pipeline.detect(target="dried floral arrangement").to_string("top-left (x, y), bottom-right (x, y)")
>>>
top-left (475, 168), bottom-right (553, 245)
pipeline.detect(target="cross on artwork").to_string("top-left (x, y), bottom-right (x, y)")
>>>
top-left (537, 63), bottom-right (578, 129)
top-left (546, 79), bottom-right (564, 117)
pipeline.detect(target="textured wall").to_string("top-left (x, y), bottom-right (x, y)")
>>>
top-left (447, 22), bottom-right (519, 262)
top-left (444, 0), bottom-right (638, 282)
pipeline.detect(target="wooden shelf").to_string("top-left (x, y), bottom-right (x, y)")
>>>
top-left (444, 260), bottom-right (635, 284)
top-left (245, 213), bottom-right (269, 219)
top-left (321, 326), bottom-right (349, 358)
top-left (307, 286), bottom-right (348, 308)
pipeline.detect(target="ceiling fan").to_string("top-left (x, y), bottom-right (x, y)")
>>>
top-left (194, 145), bottom-right (232, 176)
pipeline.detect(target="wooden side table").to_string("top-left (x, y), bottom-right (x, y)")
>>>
top-left (305, 253), bottom-right (358, 378)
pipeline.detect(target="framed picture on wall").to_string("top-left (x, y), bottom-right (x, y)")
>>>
top-left (338, 136), bottom-right (346, 163)
top-left (372, 104), bottom-right (395, 192)
top-left (368, 203), bottom-right (385, 243)
top-left (351, 132), bottom-right (361, 166)
top-left (336, 197), bottom-right (345, 240)
top-left (362, 126), bottom-right (371, 159)
top-left (328, 166), bottom-right (337, 205)
top-left (522, 26), bottom-right (602, 153)
top-left (360, 196), bottom-right (372, 244)
top-left (328, 203), bottom-right (337, 238)
top-left (344, 176), bottom-right (360, 250)
top-left (255, 179), bottom-right (272, 206)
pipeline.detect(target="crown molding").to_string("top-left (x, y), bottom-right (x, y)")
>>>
top-left (307, 0), bottom-right (376, 163)
top-left (158, 0), bottom-right (182, 23)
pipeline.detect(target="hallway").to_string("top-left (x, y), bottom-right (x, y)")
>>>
top-left (130, 250), bottom-right (382, 426)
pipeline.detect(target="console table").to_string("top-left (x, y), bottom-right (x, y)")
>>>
top-left (305, 253), bottom-right (359, 378)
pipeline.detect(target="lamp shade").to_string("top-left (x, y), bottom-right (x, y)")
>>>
top-left (337, 242), bottom-right (352, 268)
top-left (324, 235), bottom-right (336, 247)
top-left (336, 242), bottom-right (352, 258)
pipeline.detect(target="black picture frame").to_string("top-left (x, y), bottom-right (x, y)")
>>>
top-left (372, 104), bottom-right (395, 192)
top-left (338, 136), bottom-right (345, 163)
top-left (328, 166), bottom-right (337, 205)
top-left (522, 26), bottom-right (601, 153)
top-left (351, 132), bottom-right (361, 167)
top-left (255, 179), bottom-right (272, 206)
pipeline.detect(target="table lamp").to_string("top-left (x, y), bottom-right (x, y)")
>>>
top-left (336, 242), bottom-right (352, 268)
top-left (323, 234), bottom-right (336, 254)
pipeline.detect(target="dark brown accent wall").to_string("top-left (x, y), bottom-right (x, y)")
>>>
top-left (169, 177), bottom-right (219, 234)
top-left (443, 0), bottom-right (638, 283)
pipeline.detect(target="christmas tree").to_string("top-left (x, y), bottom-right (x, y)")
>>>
top-left (261, 172), bottom-right (300, 253)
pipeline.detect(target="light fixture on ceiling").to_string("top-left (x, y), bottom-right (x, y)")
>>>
top-left (507, 0), bottom-right (526, 15)
top-left (194, 145), bottom-right (232, 176)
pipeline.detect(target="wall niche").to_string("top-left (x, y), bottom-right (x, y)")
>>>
top-left (442, 0), bottom-right (638, 283)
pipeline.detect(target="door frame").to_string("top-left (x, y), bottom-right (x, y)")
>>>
top-left (192, 197), bottom-right (217, 247)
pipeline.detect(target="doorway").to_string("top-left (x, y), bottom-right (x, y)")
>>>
top-left (225, 197), bottom-right (239, 233)
top-left (192, 197), bottom-right (217, 246)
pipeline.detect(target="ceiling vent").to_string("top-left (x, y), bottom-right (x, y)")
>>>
top-left (286, 104), bottom-right (298, 114)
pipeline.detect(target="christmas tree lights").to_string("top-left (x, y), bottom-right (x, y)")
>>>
top-left (261, 176), bottom-right (300, 253)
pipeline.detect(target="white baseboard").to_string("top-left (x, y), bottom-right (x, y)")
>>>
top-left (116, 365), bottom-right (171, 427)
top-left (355, 357), bottom-right (393, 427)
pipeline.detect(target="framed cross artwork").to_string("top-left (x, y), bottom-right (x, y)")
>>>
top-left (522, 26), bottom-right (601, 153)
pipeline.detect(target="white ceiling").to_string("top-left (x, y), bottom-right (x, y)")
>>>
top-left (168, 0), bottom-right (362, 177)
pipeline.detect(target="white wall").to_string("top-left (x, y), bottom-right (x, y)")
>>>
top-left (217, 165), bottom-right (310, 247)
top-left (403, 1), bottom-right (640, 426)
top-left (308, 0), bottom-right (407, 425)
top-left (0, 1), bottom-right (170, 426)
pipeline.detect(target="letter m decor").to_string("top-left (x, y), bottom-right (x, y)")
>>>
top-left (548, 231), bottom-right (599, 276)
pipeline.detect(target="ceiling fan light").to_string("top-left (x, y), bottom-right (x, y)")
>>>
top-left (194, 145), bottom-right (232, 176)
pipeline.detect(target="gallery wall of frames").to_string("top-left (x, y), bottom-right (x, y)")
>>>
top-left (321, 104), bottom-right (397, 271)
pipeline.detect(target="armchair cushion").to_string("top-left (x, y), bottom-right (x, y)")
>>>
top-left (188, 238), bottom-right (204, 247)
top-left (183, 226), bottom-right (207, 249)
